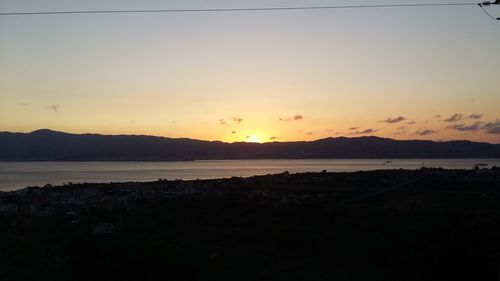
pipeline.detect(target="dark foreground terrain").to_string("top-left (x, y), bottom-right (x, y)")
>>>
top-left (1, 168), bottom-right (500, 280)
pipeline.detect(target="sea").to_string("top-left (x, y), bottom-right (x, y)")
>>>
top-left (1, 159), bottom-right (499, 191)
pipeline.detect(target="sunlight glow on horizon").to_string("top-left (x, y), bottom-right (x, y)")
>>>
top-left (245, 134), bottom-right (264, 143)
top-left (0, 0), bottom-right (499, 144)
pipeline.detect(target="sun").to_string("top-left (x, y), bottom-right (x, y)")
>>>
top-left (246, 134), bottom-right (263, 143)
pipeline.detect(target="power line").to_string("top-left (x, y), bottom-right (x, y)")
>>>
top-left (479, 2), bottom-right (500, 20)
top-left (0, 2), bottom-right (497, 21)
top-left (0, 3), bottom-right (482, 16)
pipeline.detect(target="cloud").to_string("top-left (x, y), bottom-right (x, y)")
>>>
top-left (380, 116), bottom-right (406, 124)
top-left (279, 114), bottom-right (304, 122)
top-left (351, 128), bottom-right (377, 135)
top-left (306, 131), bottom-right (314, 135)
top-left (444, 114), bottom-right (462, 122)
top-left (447, 122), bottom-right (483, 132)
top-left (47, 105), bottom-right (60, 112)
top-left (415, 129), bottom-right (436, 136)
top-left (231, 117), bottom-right (244, 124)
top-left (219, 119), bottom-right (226, 125)
top-left (483, 120), bottom-right (500, 135)
top-left (348, 127), bottom-right (359, 130)
top-left (445, 119), bottom-right (500, 134)
top-left (486, 127), bottom-right (500, 134)
top-left (407, 121), bottom-right (416, 125)
top-left (468, 113), bottom-right (483, 120)
top-left (435, 115), bottom-right (442, 118)
top-left (397, 126), bottom-right (406, 131)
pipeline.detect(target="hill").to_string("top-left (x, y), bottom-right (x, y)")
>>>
top-left (0, 129), bottom-right (499, 161)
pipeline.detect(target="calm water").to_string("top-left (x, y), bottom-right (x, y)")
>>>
top-left (1, 159), bottom-right (499, 191)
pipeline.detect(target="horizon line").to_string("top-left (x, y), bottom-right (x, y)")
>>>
top-left (2, 128), bottom-right (498, 145)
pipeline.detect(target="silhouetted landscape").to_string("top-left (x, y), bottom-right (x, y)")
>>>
top-left (2, 1), bottom-right (500, 280)
top-left (1, 129), bottom-right (499, 161)
top-left (1, 168), bottom-right (500, 280)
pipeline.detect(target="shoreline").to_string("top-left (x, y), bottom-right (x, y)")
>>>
top-left (1, 159), bottom-right (499, 191)
top-left (2, 157), bottom-right (500, 162)
top-left (2, 166), bottom-right (499, 202)
top-left (4, 166), bottom-right (497, 191)
top-left (2, 167), bottom-right (500, 279)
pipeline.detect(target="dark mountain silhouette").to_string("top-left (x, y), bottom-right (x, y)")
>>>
top-left (0, 129), bottom-right (499, 161)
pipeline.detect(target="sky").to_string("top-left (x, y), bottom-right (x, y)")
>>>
top-left (1, 0), bottom-right (499, 143)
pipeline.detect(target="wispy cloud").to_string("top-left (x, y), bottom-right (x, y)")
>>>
top-left (380, 116), bottom-right (406, 124)
top-left (415, 129), bottom-right (436, 136)
top-left (351, 128), bottom-right (377, 135)
top-left (483, 120), bottom-right (500, 134)
top-left (219, 119), bottom-right (226, 125)
top-left (435, 114), bottom-right (442, 118)
top-left (407, 121), bottom-right (416, 125)
top-left (47, 105), bottom-right (60, 112)
top-left (445, 119), bottom-right (500, 134)
top-left (279, 114), bottom-right (304, 122)
top-left (447, 122), bottom-right (483, 132)
top-left (444, 113), bottom-right (462, 122)
top-left (468, 113), bottom-right (483, 120)
top-left (348, 127), bottom-right (359, 131)
top-left (231, 117), bottom-right (244, 124)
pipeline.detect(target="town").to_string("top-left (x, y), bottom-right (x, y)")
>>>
top-left (2, 167), bottom-right (500, 218)
top-left (1, 167), bottom-right (500, 280)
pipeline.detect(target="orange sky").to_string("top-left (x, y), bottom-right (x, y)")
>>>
top-left (1, 0), bottom-right (499, 143)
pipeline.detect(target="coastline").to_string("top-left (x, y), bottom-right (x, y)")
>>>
top-left (2, 158), bottom-right (500, 191)
top-left (1, 168), bottom-right (500, 279)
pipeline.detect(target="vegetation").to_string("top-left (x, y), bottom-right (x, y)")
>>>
top-left (1, 169), bottom-right (500, 280)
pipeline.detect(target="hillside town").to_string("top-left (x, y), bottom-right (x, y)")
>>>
top-left (1, 168), bottom-right (500, 280)
top-left (1, 167), bottom-right (500, 224)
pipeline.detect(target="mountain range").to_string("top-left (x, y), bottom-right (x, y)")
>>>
top-left (0, 129), bottom-right (499, 161)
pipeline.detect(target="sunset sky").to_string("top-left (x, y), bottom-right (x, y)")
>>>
top-left (1, 0), bottom-right (499, 143)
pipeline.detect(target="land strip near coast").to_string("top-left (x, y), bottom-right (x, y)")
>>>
top-left (1, 168), bottom-right (500, 280)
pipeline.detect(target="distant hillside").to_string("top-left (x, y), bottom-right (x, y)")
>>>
top-left (0, 129), bottom-right (499, 161)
